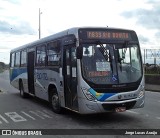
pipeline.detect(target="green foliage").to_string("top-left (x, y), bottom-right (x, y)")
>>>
top-left (0, 62), bottom-right (8, 73)
top-left (144, 64), bottom-right (160, 75)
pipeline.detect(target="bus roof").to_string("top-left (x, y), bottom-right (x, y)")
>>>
top-left (10, 27), bottom-right (135, 53)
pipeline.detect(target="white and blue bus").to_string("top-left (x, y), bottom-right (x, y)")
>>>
top-left (10, 27), bottom-right (145, 114)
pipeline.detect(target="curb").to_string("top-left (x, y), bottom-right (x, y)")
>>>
top-left (145, 89), bottom-right (160, 92)
top-left (145, 84), bottom-right (160, 92)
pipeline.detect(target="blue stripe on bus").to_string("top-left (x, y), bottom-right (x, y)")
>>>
top-left (10, 68), bottom-right (27, 82)
top-left (89, 88), bottom-right (116, 101)
top-left (98, 93), bottom-right (116, 101)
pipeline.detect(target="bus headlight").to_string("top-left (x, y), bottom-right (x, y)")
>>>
top-left (138, 86), bottom-right (145, 98)
top-left (81, 88), bottom-right (96, 101)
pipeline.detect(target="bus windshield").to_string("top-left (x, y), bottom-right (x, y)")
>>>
top-left (81, 43), bottom-right (142, 85)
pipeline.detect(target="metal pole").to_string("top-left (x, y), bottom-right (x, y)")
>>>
top-left (154, 49), bottom-right (156, 66)
top-left (39, 8), bottom-right (41, 39)
top-left (144, 49), bottom-right (145, 65)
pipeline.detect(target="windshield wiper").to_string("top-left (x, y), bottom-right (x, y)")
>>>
top-left (98, 43), bottom-right (113, 73)
top-left (98, 44), bottom-right (110, 61)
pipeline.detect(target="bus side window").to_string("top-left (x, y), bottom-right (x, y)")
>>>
top-left (15, 52), bottom-right (20, 67)
top-left (47, 41), bottom-right (60, 66)
top-left (71, 47), bottom-right (76, 67)
top-left (11, 53), bottom-right (15, 67)
top-left (36, 45), bottom-right (46, 66)
top-left (21, 50), bottom-right (27, 67)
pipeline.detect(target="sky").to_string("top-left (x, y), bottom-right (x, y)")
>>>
top-left (0, 0), bottom-right (160, 64)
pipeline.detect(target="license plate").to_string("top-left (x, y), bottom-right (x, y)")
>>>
top-left (115, 107), bottom-right (126, 112)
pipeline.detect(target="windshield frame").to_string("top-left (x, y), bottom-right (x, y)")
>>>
top-left (79, 42), bottom-right (143, 91)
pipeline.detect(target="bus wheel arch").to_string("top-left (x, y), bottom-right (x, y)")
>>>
top-left (48, 84), bottom-right (62, 114)
top-left (19, 79), bottom-right (28, 98)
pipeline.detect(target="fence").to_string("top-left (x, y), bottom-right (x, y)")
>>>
top-left (143, 49), bottom-right (160, 74)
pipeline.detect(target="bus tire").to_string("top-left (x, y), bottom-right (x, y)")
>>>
top-left (50, 90), bottom-right (62, 114)
top-left (19, 81), bottom-right (28, 98)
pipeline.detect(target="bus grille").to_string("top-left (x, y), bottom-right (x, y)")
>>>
top-left (102, 101), bottom-right (136, 111)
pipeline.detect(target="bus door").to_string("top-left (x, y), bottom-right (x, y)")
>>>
top-left (63, 45), bottom-right (78, 111)
top-left (27, 51), bottom-right (35, 94)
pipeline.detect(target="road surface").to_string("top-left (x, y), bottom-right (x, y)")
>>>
top-left (0, 70), bottom-right (159, 137)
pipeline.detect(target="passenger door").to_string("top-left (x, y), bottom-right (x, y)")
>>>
top-left (27, 51), bottom-right (35, 94)
top-left (63, 45), bottom-right (78, 111)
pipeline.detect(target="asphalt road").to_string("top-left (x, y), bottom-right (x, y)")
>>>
top-left (0, 70), bottom-right (160, 137)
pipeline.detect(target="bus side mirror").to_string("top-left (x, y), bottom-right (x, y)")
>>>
top-left (76, 46), bottom-right (83, 59)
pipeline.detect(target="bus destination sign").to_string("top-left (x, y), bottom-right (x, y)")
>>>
top-left (87, 31), bottom-right (131, 40)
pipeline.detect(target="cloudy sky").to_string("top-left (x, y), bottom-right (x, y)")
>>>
top-left (0, 0), bottom-right (160, 63)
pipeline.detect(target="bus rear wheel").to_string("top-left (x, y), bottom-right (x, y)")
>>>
top-left (50, 91), bottom-right (62, 114)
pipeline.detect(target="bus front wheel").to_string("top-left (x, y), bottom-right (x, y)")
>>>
top-left (50, 91), bottom-right (62, 114)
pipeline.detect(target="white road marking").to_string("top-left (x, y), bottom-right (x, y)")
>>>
top-left (0, 114), bottom-right (9, 123)
top-left (42, 110), bottom-right (54, 117)
top-left (29, 111), bottom-right (45, 119)
top-left (0, 91), bottom-right (6, 94)
top-left (21, 111), bottom-right (36, 120)
top-left (126, 110), bottom-right (139, 115)
top-left (5, 112), bottom-right (27, 122)
top-left (0, 110), bottom-right (53, 124)
top-left (156, 117), bottom-right (160, 120)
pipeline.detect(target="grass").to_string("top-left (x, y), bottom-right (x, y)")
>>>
top-left (0, 68), bottom-right (3, 73)
top-left (0, 68), bottom-right (5, 73)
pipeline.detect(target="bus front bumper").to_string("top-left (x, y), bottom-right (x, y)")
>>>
top-left (78, 96), bottom-right (145, 114)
